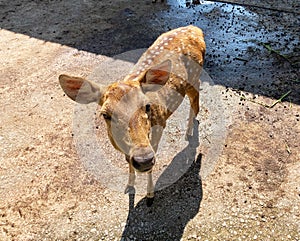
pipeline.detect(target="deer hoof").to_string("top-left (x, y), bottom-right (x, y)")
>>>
top-left (146, 197), bottom-right (154, 207)
top-left (124, 185), bottom-right (135, 194)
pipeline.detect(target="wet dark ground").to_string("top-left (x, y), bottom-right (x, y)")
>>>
top-left (1, 0), bottom-right (299, 105)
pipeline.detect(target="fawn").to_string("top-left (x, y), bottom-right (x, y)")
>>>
top-left (59, 25), bottom-right (206, 206)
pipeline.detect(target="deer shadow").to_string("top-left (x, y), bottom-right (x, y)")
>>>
top-left (121, 120), bottom-right (202, 240)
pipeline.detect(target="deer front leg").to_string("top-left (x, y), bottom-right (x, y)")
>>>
top-left (124, 163), bottom-right (136, 194)
top-left (146, 171), bottom-right (154, 206)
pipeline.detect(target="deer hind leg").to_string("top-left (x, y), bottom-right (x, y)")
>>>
top-left (124, 162), bottom-right (136, 194)
top-left (186, 85), bottom-right (199, 139)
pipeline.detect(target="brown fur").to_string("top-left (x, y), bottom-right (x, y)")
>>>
top-left (59, 25), bottom-right (206, 205)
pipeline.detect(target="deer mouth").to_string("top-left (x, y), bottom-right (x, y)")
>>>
top-left (140, 167), bottom-right (153, 173)
top-left (131, 148), bottom-right (156, 172)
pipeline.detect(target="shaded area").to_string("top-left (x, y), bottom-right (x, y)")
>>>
top-left (0, 0), bottom-right (299, 105)
top-left (0, 0), bottom-right (167, 55)
top-left (212, 0), bottom-right (300, 13)
top-left (121, 120), bottom-right (202, 240)
top-left (121, 156), bottom-right (202, 240)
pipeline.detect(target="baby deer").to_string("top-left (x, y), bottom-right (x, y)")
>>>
top-left (59, 25), bottom-right (205, 206)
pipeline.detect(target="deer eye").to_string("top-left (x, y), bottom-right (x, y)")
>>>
top-left (102, 113), bottom-right (111, 120)
top-left (145, 103), bottom-right (151, 113)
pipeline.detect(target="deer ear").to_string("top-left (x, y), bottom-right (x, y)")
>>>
top-left (144, 60), bottom-right (172, 86)
top-left (59, 74), bottom-right (105, 104)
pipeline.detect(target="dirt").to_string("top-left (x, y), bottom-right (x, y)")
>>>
top-left (0, 0), bottom-right (299, 240)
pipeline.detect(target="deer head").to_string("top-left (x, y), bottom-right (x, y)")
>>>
top-left (59, 60), bottom-right (172, 173)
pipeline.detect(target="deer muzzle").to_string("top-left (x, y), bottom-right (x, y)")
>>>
top-left (131, 147), bottom-right (155, 172)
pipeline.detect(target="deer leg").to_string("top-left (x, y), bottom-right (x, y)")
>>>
top-left (142, 125), bottom-right (163, 207)
top-left (124, 163), bottom-right (136, 194)
top-left (146, 171), bottom-right (154, 206)
top-left (186, 86), bottom-right (199, 139)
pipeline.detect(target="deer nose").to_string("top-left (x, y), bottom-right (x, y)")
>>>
top-left (132, 149), bottom-right (155, 172)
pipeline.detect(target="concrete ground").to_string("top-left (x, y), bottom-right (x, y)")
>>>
top-left (0, 0), bottom-right (299, 240)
